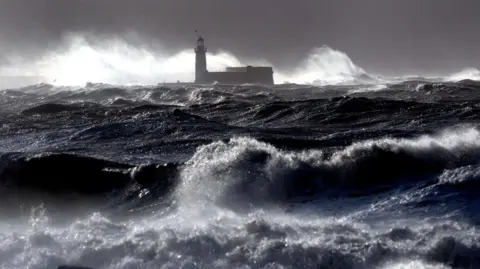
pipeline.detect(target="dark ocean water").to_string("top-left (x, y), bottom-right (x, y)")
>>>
top-left (1, 79), bottom-right (480, 269)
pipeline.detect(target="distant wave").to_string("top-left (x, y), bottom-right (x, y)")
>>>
top-left (2, 33), bottom-right (480, 90)
top-left (0, 33), bottom-right (381, 88)
top-left (445, 67), bottom-right (480, 82)
top-left (21, 103), bottom-right (89, 115)
top-left (0, 34), bottom-right (268, 87)
top-left (278, 46), bottom-right (379, 85)
top-left (0, 153), bottom-right (179, 197)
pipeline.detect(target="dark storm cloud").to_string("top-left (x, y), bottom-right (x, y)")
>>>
top-left (0, 0), bottom-right (479, 75)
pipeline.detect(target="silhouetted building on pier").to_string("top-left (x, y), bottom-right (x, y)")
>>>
top-left (194, 36), bottom-right (274, 85)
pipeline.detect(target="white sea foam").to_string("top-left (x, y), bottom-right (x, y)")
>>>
top-left (0, 200), bottom-right (477, 269)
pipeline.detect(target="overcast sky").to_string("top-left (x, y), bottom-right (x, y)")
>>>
top-left (0, 0), bottom-right (479, 75)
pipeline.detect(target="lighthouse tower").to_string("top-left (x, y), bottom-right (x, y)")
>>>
top-left (194, 36), bottom-right (207, 83)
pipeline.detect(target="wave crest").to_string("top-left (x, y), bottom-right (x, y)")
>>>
top-left (445, 67), bottom-right (480, 82)
top-left (278, 46), bottom-right (378, 85)
top-left (176, 127), bottom-right (480, 210)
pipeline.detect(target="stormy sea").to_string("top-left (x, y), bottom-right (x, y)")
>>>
top-left (1, 40), bottom-right (480, 269)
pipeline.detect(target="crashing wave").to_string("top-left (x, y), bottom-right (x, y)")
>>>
top-left (176, 127), bottom-right (480, 210)
top-left (445, 67), bottom-right (480, 82)
top-left (277, 46), bottom-right (379, 85)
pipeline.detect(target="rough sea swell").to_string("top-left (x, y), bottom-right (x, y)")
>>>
top-left (2, 40), bottom-right (480, 268)
top-left (1, 80), bottom-right (480, 269)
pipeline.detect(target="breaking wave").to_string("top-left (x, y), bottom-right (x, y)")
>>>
top-left (445, 67), bottom-right (480, 82)
top-left (176, 127), bottom-right (480, 211)
top-left (281, 46), bottom-right (378, 85)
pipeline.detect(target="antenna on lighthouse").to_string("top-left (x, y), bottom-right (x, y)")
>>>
top-left (194, 29), bottom-right (205, 38)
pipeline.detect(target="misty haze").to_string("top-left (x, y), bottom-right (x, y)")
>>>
top-left (0, 1), bottom-right (480, 269)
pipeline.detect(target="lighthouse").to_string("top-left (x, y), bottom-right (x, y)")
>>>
top-left (194, 36), bottom-right (207, 83)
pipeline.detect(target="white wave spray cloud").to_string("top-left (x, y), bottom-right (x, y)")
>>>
top-left (2, 33), bottom-right (480, 89)
top-left (0, 34), bottom-right (250, 87)
top-left (444, 67), bottom-right (480, 82)
top-left (0, 33), bottom-right (380, 88)
top-left (284, 46), bottom-right (377, 85)
top-left (7, 32), bottom-right (480, 88)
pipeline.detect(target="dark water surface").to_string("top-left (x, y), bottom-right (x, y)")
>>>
top-left (1, 80), bottom-right (480, 269)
